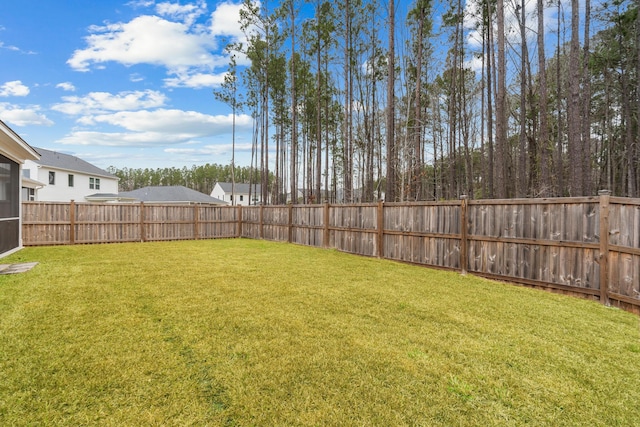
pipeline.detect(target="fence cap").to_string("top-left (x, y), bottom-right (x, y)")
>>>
top-left (598, 190), bottom-right (612, 196)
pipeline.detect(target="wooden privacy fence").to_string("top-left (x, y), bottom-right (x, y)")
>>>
top-left (22, 201), bottom-right (240, 244)
top-left (22, 193), bottom-right (640, 314)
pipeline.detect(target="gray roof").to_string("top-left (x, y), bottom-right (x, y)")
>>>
top-left (119, 186), bottom-right (227, 204)
top-left (33, 147), bottom-right (116, 178)
top-left (216, 182), bottom-right (262, 194)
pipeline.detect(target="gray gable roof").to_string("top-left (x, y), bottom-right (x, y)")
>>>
top-left (119, 186), bottom-right (226, 204)
top-left (34, 147), bottom-right (116, 178)
top-left (217, 182), bottom-right (262, 194)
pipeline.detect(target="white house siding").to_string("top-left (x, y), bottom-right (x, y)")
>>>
top-left (23, 161), bottom-right (118, 202)
top-left (211, 182), bottom-right (262, 206)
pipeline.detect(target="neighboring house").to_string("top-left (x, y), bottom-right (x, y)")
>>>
top-left (211, 182), bottom-right (263, 206)
top-left (119, 186), bottom-right (227, 204)
top-left (0, 120), bottom-right (39, 258)
top-left (22, 147), bottom-right (118, 202)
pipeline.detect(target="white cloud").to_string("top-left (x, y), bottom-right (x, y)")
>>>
top-left (0, 103), bottom-right (53, 126)
top-left (85, 109), bottom-right (251, 134)
top-left (127, 0), bottom-right (155, 8)
top-left (210, 1), bottom-right (247, 40)
top-left (0, 80), bottom-right (30, 97)
top-left (164, 71), bottom-right (227, 88)
top-left (67, 15), bottom-right (218, 72)
top-left (56, 109), bottom-right (252, 148)
top-left (129, 73), bottom-right (145, 82)
top-left (156, 0), bottom-right (207, 26)
top-left (52, 90), bottom-right (168, 115)
top-left (165, 142), bottom-right (254, 156)
top-left (67, 2), bottom-right (247, 88)
top-left (57, 130), bottom-right (190, 147)
top-left (56, 82), bottom-right (76, 92)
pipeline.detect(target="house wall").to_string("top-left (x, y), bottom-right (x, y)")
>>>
top-left (210, 184), bottom-right (226, 202)
top-left (211, 184), bottom-right (261, 206)
top-left (23, 161), bottom-right (118, 202)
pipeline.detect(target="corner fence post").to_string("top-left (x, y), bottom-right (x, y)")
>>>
top-left (598, 190), bottom-right (611, 306)
top-left (460, 195), bottom-right (468, 275)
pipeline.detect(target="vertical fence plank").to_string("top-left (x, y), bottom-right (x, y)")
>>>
top-left (259, 205), bottom-right (264, 239)
top-left (194, 204), bottom-right (200, 240)
top-left (237, 205), bottom-right (243, 238)
top-left (69, 200), bottom-right (75, 245)
top-left (288, 203), bottom-right (293, 243)
top-left (599, 190), bottom-right (611, 305)
top-left (323, 202), bottom-right (330, 248)
top-left (377, 200), bottom-right (384, 258)
top-left (140, 202), bottom-right (146, 242)
top-left (460, 196), bottom-right (468, 274)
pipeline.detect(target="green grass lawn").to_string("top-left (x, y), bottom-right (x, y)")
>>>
top-left (1, 239), bottom-right (639, 426)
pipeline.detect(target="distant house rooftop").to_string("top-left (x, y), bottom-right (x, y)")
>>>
top-left (33, 147), bottom-right (116, 179)
top-left (119, 186), bottom-right (227, 204)
top-left (216, 182), bottom-right (262, 194)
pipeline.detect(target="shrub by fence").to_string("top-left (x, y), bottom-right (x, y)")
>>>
top-left (21, 193), bottom-right (640, 314)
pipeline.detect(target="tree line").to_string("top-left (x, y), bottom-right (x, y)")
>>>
top-left (115, 0), bottom-right (639, 203)
top-left (107, 164), bottom-right (260, 195)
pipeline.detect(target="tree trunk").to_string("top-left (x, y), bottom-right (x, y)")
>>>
top-left (486, 0), bottom-right (494, 198)
top-left (385, 0), bottom-right (396, 201)
top-left (582, 0), bottom-right (592, 196)
top-left (495, 0), bottom-right (507, 198)
top-left (568, 0), bottom-right (583, 196)
top-left (290, 0), bottom-right (298, 204)
top-left (537, 0), bottom-right (550, 197)
top-left (517, 0), bottom-right (528, 197)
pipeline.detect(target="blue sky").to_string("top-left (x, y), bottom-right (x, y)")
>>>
top-left (1, 0), bottom-right (253, 170)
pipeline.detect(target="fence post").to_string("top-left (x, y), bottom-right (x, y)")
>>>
top-left (194, 204), bottom-right (199, 240)
top-left (377, 200), bottom-right (384, 258)
top-left (323, 202), bottom-right (330, 248)
top-left (69, 200), bottom-right (75, 245)
top-left (598, 190), bottom-right (611, 305)
top-left (237, 205), bottom-right (243, 238)
top-left (460, 195), bottom-right (468, 274)
top-left (140, 202), bottom-right (146, 242)
top-left (259, 204), bottom-right (264, 239)
top-left (288, 203), bottom-right (293, 243)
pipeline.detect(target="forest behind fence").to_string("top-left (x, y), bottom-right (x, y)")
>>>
top-left (21, 194), bottom-right (640, 314)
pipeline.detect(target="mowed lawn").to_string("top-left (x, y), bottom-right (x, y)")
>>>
top-left (1, 240), bottom-right (639, 426)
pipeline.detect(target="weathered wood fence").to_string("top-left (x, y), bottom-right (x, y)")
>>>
top-left (22, 193), bottom-right (640, 314)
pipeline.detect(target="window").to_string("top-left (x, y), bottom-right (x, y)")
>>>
top-left (240, 195), bottom-right (244, 202)
top-left (68, 174), bottom-right (74, 187)
top-left (0, 154), bottom-right (19, 218)
top-left (89, 177), bottom-right (101, 190)
top-left (22, 187), bottom-right (35, 201)
top-left (49, 171), bottom-right (55, 185)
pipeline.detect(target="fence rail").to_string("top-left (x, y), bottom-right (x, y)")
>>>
top-left (21, 194), bottom-right (640, 314)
